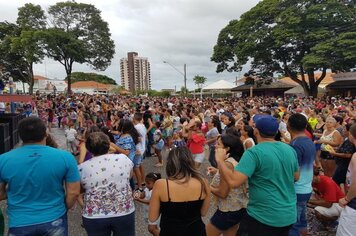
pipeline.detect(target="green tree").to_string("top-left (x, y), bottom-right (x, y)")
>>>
top-left (0, 4), bottom-right (46, 94)
top-left (39, 1), bottom-right (115, 94)
top-left (67, 72), bottom-right (117, 85)
top-left (0, 22), bottom-right (23, 82)
top-left (180, 86), bottom-right (189, 95)
top-left (110, 85), bottom-right (125, 94)
top-left (211, 0), bottom-right (356, 97)
top-left (193, 75), bottom-right (207, 99)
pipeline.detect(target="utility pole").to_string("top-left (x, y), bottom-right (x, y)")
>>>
top-left (163, 61), bottom-right (187, 96)
top-left (184, 64), bottom-right (187, 95)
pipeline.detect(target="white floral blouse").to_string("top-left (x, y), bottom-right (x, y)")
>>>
top-left (78, 153), bottom-right (135, 218)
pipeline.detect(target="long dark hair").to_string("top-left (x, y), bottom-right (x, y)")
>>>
top-left (244, 125), bottom-right (257, 144)
top-left (101, 126), bottom-right (115, 143)
top-left (211, 115), bottom-right (222, 134)
top-left (118, 119), bottom-right (140, 145)
top-left (220, 134), bottom-right (244, 162)
top-left (166, 146), bottom-right (207, 195)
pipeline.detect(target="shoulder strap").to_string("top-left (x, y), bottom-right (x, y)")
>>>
top-left (166, 179), bottom-right (171, 202)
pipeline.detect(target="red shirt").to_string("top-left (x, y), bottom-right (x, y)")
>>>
top-left (187, 133), bottom-right (206, 154)
top-left (305, 130), bottom-right (313, 140)
top-left (313, 176), bottom-right (345, 203)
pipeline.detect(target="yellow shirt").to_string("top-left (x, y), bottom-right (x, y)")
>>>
top-left (308, 117), bottom-right (318, 130)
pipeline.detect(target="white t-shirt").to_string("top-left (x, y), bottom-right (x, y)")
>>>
top-left (143, 188), bottom-right (152, 219)
top-left (217, 109), bottom-right (225, 117)
top-left (79, 153), bottom-right (135, 219)
top-left (0, 102), bottom-right (5, 112)
top-left (173, 116), bottom-right (181, 129)
top-left (279, 121), bottom-right (287, 133)
top-left (65, 128), bottom-right (77, 142)
top-left (135, 123), bottom-right (147, 155)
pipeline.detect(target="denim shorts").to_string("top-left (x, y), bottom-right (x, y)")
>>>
top-left (133, 154), bottom-right (143, 168)
top-left (289, 193), bottom-right (312, 236)
top-left (210, 208), bottom-right (246, 231)
top-left (9, 214), bottom-right (68, 236)
top-left (154, 140), bottom-right (164, 150)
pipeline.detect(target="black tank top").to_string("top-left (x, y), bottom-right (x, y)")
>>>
top-left (159, 179), bottom-right (206, 236)
top-left (348, 198), bottom-right (356, 210)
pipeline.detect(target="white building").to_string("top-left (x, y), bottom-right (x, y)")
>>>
top-left (14, 75), bottom-right (67, 94)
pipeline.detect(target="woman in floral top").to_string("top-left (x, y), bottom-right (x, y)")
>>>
top-left (78, 132), bottom-right (135, 236)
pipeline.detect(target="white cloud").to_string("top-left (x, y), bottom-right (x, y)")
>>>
top-left (0, 0), bottom-right (260, 90)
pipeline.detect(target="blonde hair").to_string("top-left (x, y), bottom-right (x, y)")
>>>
top-left (326, 117), bottom-right (336, 124)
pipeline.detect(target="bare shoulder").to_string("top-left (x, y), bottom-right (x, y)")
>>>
top-left (153, 179), bottom-right (166, 191)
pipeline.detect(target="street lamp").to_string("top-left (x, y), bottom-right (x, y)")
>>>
top-left (163, 61), bottom-right (187, 94)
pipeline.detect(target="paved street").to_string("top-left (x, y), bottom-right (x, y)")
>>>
top-left (0, 127), bottom-right (213, 236)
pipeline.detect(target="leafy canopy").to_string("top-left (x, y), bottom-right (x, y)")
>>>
top-left (193, 75), bottom-right (207, 88)
top-left (211, 0), bottom-right (356, 97)
top-left (67, 72), bottom-right (117, 85)
top-left (0, 3), bottom-right (46, 94)
top-left (39, 1), bottom-right (115, 92)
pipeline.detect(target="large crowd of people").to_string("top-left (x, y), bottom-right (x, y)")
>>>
top-left (0, 93), bottom-right (356, 236)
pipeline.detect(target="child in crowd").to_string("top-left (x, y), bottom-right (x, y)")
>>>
top-left (151, 121), bottom-right (164, 167)
top-left (61, 110), bottom-right (68, 130)
top-left (172, 131), bottom-right (186, 148)
top-left (133, 113), bottom-right (147, 191)
top-left (65, 122), bottom-right (78, 155)
top-left (185, 120), bottom-right (206, 168)
top-left (134, 172), bottom-right (161, 236)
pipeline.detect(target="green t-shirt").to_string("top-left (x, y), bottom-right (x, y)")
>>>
top-left (235, 141), bottom-right (298, 227)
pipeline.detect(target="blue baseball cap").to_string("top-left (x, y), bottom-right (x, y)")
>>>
top-left (253, 115), bottom-right (279, 136)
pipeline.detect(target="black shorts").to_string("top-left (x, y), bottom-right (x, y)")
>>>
top-left (237, 213), bottom-right (292, 236)
top-left (210, 208), bottom-right (246, 231)
top-left (320, 150), bottom-right (334, 160)
top-left (332, 165), bottom-right (348, 185)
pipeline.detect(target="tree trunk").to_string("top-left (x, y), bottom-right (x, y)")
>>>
top-left (22, 81), bottom-right (25, 94)
top-left (309, 85), bottom-right (318, 98)
top-left (67, 73), bottom-right (71, 95)
top-left (29, 65), bottom-right (34, 95)
top-left (65, 60), bottom-right (73, 96)
top-left (307, 70), bottom-right (317, 98)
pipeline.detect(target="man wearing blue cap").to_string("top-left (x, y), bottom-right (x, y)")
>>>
top-left (216, 114), bottom-right (299, 236)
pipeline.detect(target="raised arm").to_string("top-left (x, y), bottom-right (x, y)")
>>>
top-left (215, 148), bottom-right (248, 188)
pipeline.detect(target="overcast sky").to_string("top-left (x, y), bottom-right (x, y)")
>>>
top-left (0, 0), bottom-right (260, 90)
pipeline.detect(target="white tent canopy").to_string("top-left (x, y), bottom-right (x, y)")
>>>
top-left (202, 79), bottom-right (235, 91)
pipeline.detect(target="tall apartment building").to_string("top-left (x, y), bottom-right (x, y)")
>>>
top-left (120, 52), bottom-right (151, 92)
